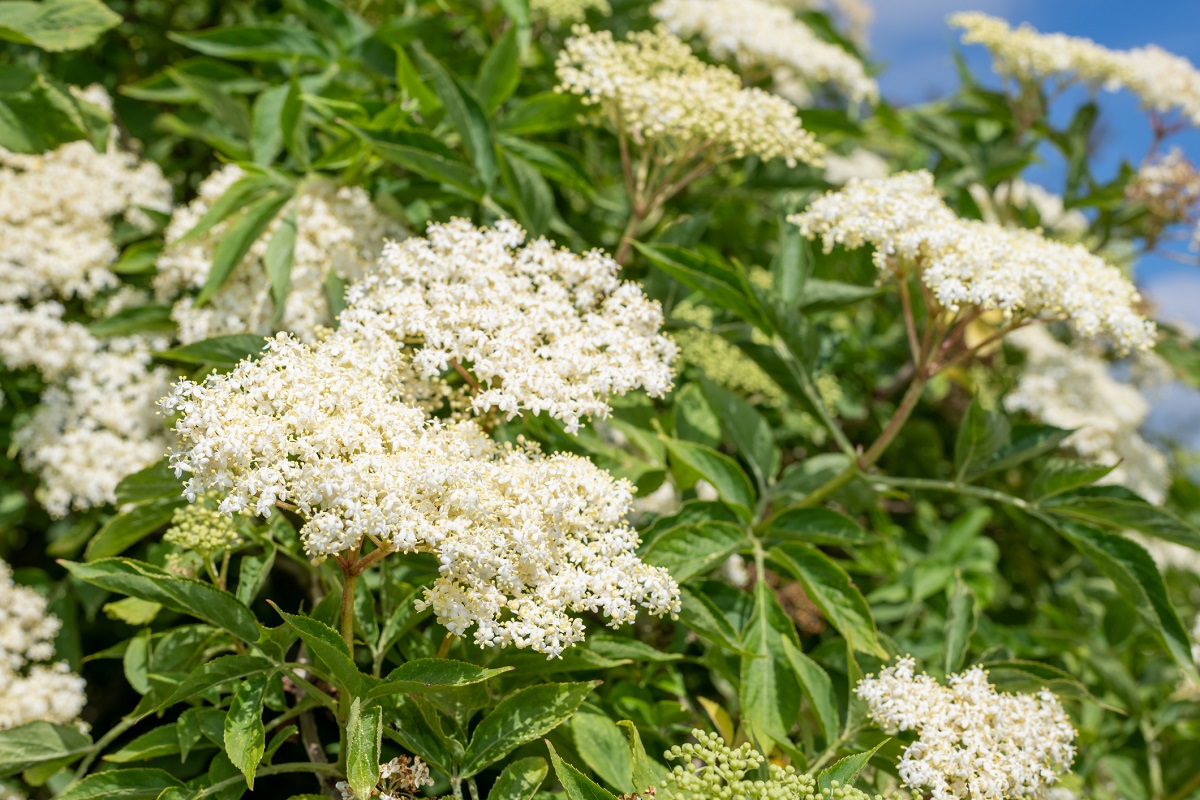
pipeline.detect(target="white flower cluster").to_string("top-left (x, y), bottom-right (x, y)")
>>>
top-left (790, 171), bottom-right (1155, 351)
top-left (155, 164), bottom-right (400, 344)
top-left (0, 119), bottom-right (175, 516)
top-left (530, 0), bottom-right (609, 25)
top-left (337, 755), bottom-right (434, 800)
top-left (651, 0), bottom-right (878, 105)
top-left (556, 26), bottom-right (825, 168)
top-left (338, 218), bottom-right (676, 433)
top-left (856, 656), bottom-right (1077, 800)
top-left (1004, 326), bottom-right (1170, 505)
top-left (163, 219), bottom-right (682, 656)
top-left (950, 12), bottom-right (1200, 126)
top-left (823, 148), bottom-right (889, 185)
top-left (0, 560), bottom-right (86, 731)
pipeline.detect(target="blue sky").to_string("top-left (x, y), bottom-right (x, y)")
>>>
top-left (868, 0), bottom-right (1200, 330)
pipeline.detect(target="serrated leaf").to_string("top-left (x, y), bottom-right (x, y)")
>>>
top-left (1031, 459), bottom-right (1116, 500)
top-left (151, 655), bottom-right (275, 713)
top-left (965, 424), bottom-right (1071, 480)
top-left (571, 710), bottom-right (632, 794)
top-left (780, 639), bottom-right (839, 745)
top-left (368, 659), bottom-right (510, 699)
top-left (85, 500), bottom-right (183, 561)
top-left (104, 725), bottom-right (184, 764)
top-left (661, 438), bottom-right (756, 520)
top-left (0, 722), bottom-right (91, 777)
top-left (413, 47), bottom-right (497, 188)
top-left (617, 721), bottom-right (669, 792)
top-left (642, 522), bottom-right (746, 583)
top-left (195, 189), bottom-right (292, 306)
top-left (1042, 485), bottom-right (1200, 551)
top-left (224, 674), bottom-right (267, 788)
top-left (272, 604), bottom-right (361, 697)
top-left (677, 585), bottom-right (746, 653)
top-left (740, 582), bottom-right (801, 749)
top-left (56, 769), bottom-right (183, 800)
top-left (816, 740), bottom-right (888, 794)
top-left (762, 507), bottom-right (870, 547)
top-left (699, 378), bottom-right (780, 491)
top-left (345, 699), bottom-right (382, 800)
top-left (489, 756), bottom-right (548, 800)
top-left (61, 559), bottom-right (260, 643)
top-left (546, 742), bottom-right (618, 800)
top-left (769, 544), bottom-right (886, 658)
top-left (634, 242), bottom-right (769, 331)
top-left (115, 460), bottom-right (179, 505)
top-left (954, 399), bottom-right (1009, 481)
top-left (460, 682), bottom-right (597, 778)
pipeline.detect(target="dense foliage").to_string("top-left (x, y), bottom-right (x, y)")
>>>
top-left (3, 1), bottom-right (1200, 800)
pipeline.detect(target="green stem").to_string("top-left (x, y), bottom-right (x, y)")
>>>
top-left (71, 715), bottom-right (139, 783)
top-left (808, 725), bottom-right (860, 772)
top-left (339, 569), bottom-right (358, 651)
top-left (868, 475), bottom-right (1031, 510)
top-left (858, 375), bottom-right (927, 468)
top-left (198, 762), bottom-right (343, 798)
top-left (771, 336), bottom-right (856, 458)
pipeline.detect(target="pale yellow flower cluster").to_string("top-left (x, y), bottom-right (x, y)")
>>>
top-left (671, 302), bottom-right (785, 404)
top-left (530, 0), bottom-right (609, 25)
top-left (163, 503), bottom-right (242, 556)
top-left (556, 25), bottom-right (825, 168)
top-left (1005, 326), bottom-right (1169, 505)
top-left (163, 221), bottom-right (681, 656)
top-left (0, 106), bottom-right (175, 516)
top-left (155, 164), bottom-right (402, 344)
top-left (951, 12), bottom-right (1200, 126)
top-left (651, 0), bottom-right (878, 105)
top-left (790, 171), bottom-right (1156, 351)
top-left (339, 218), bottom-right (676, 433)
top-left (857, 657), bottom-right (1077, 800)
top-left (0, 559), bottom-right (86, 731)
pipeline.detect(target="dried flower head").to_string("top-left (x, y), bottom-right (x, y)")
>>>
top-left (0, 560), bottom-right (86, 730)
top-left (556, 25), bottom-right (825, 168)
top-left (789, 170), bottom-right (1155, 351)
top-left (163, 334), bottom-right (679, 656)
top-left (856, 656), bottom-right (1077, 800)
top-left (338, 218), bottom-right (676, 433)
top-left (155, 164), bottom-right (402, 344)
top-left (651, 0), bottom-right (878, 105)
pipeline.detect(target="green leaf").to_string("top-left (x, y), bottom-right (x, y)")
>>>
top-left (796, 279), bottom-right (881, 312)
top-left (617, 721), bottom-right (669, 792)
top-left (816, 740), bottom-right (888, 794)
top-left (1031, 459), bottom-right (1115, 500)
top-left (954, 399), bottom-right (1009, 481)
top-left (740, 581), bottom-right (801, 748)
top-left (699, 378), bottom-right (780, 492)
top-left (88, 305), bottom-right (175, 338)
top-left (478, 26), bottom-right (521, 111)
top-left (224, 674), bottom-right (267, 788)
top-left (500, 150), bottom-right (554, 236)
top-left (489, 757), bottom-right (548, 800)
top-left (169, 27), bottom-right (330, 62)
top-left (1042, 486), bottom-right (1200, 551)
top-left (104, 725), bottom-right (184, 763)
top-left (85, 500), bottom-right (183, 561)
top-left (346, 699), bottom-right (383, 800)
top-left (0, 0), bottom-right (120, 51)
top-left (272, 604), bottom-right (361, 697)
top-left (61, 559), bottom-right (260, 643)
top-left (0, 65), bottom-right (89, 153)
top-left (176, 173), bottom-right (279, 243)
top-left (368, 659), bottom-right (511, 699)
top-left (413, 47), bottom-right (497, 188)
top-left (546, 742), bottom-right (618, 800)
top-left (103, 597), bottom-right (162, 626)
top-left (342, 123), bottom-right (480, 197)
top-left (769, 544), bottom-right (886, 658)
top-left (115, 460), bottom-right (180, 505)
top-left (761, 507), bottom-right (870, 547)
top-left (460, 682), bottom-right (597, 778)
top-left (571, 710), bottom-right (633, 794)
top-left (111, 241), bottom-right (163, 275)
top-left (152, 655), bottom-right (275, 713)
top-left (264, 204), bottom-right (298, 319)
top-left (166, 68), bottom-right (251, 140)
top-left (642, 522), bottom-right (747, 583)
top-left (500, 92), bottom-right (581, 135)
top-left (281, 72), bottom-right (310, 168)
top-left (195, 189), bottom-right (293, 306)
top-left (943, 571), bottom-right (977, 675)
top-left (780, 639), bottom-right (839, 745)
top-left (57, 770), bottom-right (183, 800)
top-left (0, 722), bottom-right (91, 777)
top-left (250, 84), bottom-right (288, 164)
top-left (156, 334), bottom-right (268, 370)
top-left (677, 585), bottom-right (747, 654)
top-left (1056, 522), bottom-right (1198, 680)
top-left (965, 424), bottom-right (1071, 480)
top-left (393, 45), bottom-right (439, 117)
top-left (235, 546), bottom-right (275, 606)
top-left (634, 243), bottom-right (769, 331)
top-left (661, 438), bottom-right (756, 520)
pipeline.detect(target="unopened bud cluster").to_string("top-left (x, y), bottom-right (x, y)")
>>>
top-left (163, 502), bottom-right (242, 556)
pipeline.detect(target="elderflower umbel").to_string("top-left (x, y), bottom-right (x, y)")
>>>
top-left (163, 503), bottom-right (242, 555)
top-left (0, 102), bottom-right (175, 516)
top-left (661, 729), bottom-right (892, 800)
top-left (337, 219), bottom-right (676, 432)
top-left (651, 0), bottom-right (878, 105)
top-left (531, 0), bottom-right (610, 25)
top-left (950, 12), bottom-right (1200, 126)
top-left (155, 164), bottom-right (402, 344)
top-left (856, 656), bottom-right (1076, 800)
top-left (162, 334), bottom-right (679, 657)
top-left (1004, 326), bottom-right (1169, 505)
top-left (0, 560), bottom-right (86, 731)
top-left (790, 171), bottom-right (1155, 351)
top-left (556, 26), bottom-right (825, 168)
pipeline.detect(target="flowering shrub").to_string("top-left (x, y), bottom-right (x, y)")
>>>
top-left (3, 2), bottom-right (1200, 800)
